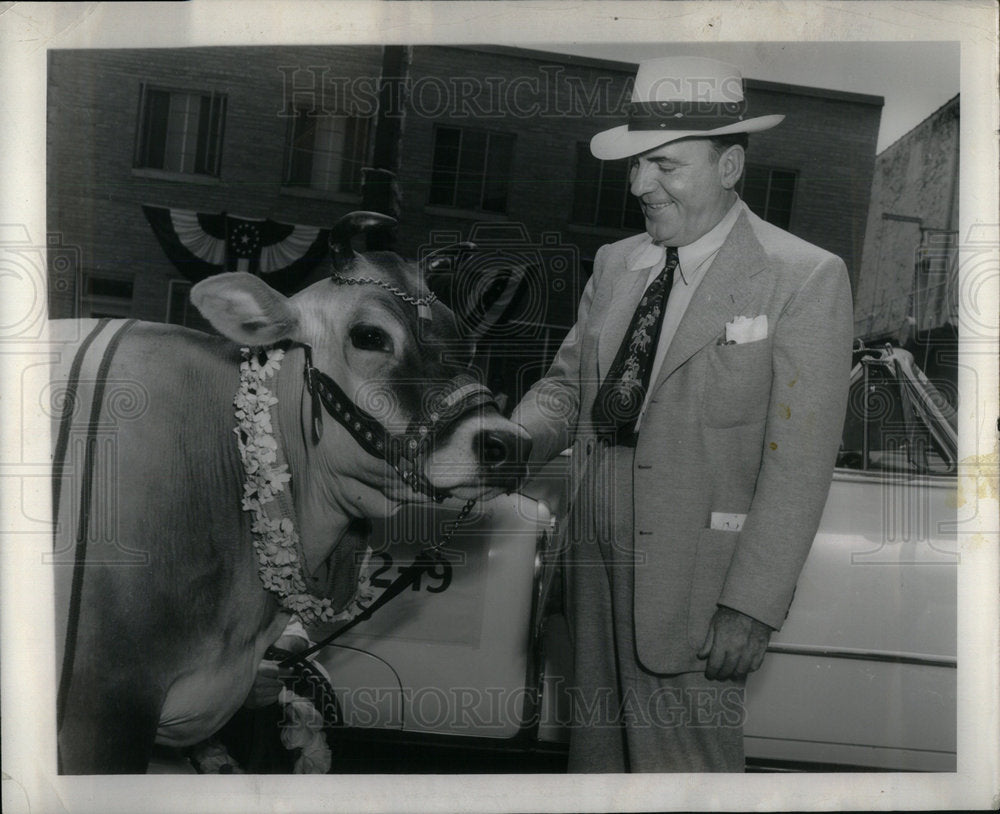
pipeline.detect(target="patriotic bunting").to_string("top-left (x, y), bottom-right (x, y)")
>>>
top-left (142, 205), bottom-right (331, 294)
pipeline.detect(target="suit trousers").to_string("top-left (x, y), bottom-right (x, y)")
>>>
top-left (565, 441), bottom-right (746, 772)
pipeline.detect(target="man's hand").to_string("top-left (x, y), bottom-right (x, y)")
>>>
top-left (244, 660), bottom-right (287, 709)
top-left (272, 632), bottom-right (310, 655)
top-left (697, 606), bottom-right (773, 681)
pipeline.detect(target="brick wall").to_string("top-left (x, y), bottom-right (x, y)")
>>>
top-left (853, 96), bottom-right (960, 338)
top-left (48, 45), bottom-right (882, 335)
top-left (47, 46), bottom-right (382, 321)
top-left (740, 79), bottom-right (882, 287)
top-left (392, 48), bottom-right (881, 289)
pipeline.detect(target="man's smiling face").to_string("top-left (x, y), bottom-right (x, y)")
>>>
top-left (629, 137), bottom-right (740, 247)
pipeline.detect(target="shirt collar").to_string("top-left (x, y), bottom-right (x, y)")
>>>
top-left (625, 197), bottom-right (745, 282)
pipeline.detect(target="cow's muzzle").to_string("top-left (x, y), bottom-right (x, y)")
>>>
top-left (475, 429), bottom-right (531, 488)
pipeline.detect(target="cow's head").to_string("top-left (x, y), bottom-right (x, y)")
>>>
top-left (190, 212), bottom-right (531, 516)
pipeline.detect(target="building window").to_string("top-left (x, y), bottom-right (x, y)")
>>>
top-left (429, 126), bottom-right (515, 213)
top-left (83, 275), bottom-right (133, 319)
top-left (166, 280), bottom-right (213, 332)
top-left (739, 165), bottom-right (796, 230)
top-left (283, 111), bottom-right (370, 194)
top-left (134, 85), bottom-right (226, 176)
top-left (913, 229), bottom-right (958, 330)
top-left (572, 143), bottom-right (645, 231)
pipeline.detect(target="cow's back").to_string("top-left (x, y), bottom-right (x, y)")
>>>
top-left (51, 319), bottom-right (285, 769)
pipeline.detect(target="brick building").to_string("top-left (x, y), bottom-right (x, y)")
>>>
top-left (47, 45), bottom-right (883, 399)
top-left (854, 95), bottom-right (959, 340)
top-left (47, 45), bottom-right (383, 326)
top-left (851, 94), bottom-right (959, 404)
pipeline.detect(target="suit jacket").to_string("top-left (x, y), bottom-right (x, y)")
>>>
top-left (512, 206), bottom-right (853, 674)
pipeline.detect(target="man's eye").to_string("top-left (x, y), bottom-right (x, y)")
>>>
top-left (350, 325), bottom-right (393, 353)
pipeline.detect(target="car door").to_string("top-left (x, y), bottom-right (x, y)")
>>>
top-left (743, 346), bottom-right (958, 771)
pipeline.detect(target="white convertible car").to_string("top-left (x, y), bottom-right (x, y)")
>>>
top-left (315, 344), bottom-right (958, 771)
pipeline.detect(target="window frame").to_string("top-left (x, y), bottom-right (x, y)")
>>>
top-left (82, 274), bottom-right (134, 319)
top-left (570, 142), bottom-right (646, 232)
top-left (428, 125), bottom-right (516, 214)
top-left (281, 108), bottom-right (371, 196)
top-left (133, 83), bottom-right (227, 178)
top-left (165, 279), bottom-right (215, 332)
top-left (738, 163), bottom-right (798, 230)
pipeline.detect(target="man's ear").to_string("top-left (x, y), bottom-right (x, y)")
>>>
top-left (718, 144), bottom-right (746, 190)
top-left (190, 272), bottom-right (301, 345)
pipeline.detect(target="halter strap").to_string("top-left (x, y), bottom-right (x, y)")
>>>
top-left (300, 344), bottom-right (498, 502)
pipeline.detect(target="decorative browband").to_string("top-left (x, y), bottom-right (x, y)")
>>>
top-left (626, 100), bottom-right (747, 131)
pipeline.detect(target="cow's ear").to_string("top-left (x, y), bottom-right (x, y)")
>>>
top-left (191, 272), bottom-right (301, 345)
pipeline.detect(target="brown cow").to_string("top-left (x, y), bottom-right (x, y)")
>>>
top-left (52, 213), bottom-right (529, 773)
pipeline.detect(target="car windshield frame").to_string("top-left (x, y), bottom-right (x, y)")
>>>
top-left (839, 345), bottom-right (957, 478)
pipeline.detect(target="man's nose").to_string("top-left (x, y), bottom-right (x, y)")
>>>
top-left (630, 160), bottom-right (657, 197)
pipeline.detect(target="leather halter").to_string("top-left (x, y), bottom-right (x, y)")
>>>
top-left (300, 345), bottom-right (497, 502)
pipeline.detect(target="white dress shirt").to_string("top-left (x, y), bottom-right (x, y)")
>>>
top-left (627, 197), bottom-right (746, 428)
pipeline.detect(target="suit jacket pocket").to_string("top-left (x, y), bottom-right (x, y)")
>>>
top-left (701, 338), bottom-right (772, 428)
top-left (687, 527), bottom-right (740, 649)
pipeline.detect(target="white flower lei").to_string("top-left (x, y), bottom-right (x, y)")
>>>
top-left (235, 347), bottom-right (374, 627)
top-left (278, 686), bottom-right (333, 773)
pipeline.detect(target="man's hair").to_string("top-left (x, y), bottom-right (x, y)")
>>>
top-left (708, 132), bottom-right (749, 158)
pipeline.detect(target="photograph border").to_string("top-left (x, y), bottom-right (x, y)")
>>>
top-left (2, 2), bottom-right (997, 812)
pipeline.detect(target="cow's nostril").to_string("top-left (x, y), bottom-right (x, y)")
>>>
top-left (476, 431), bottom-right (509, 467)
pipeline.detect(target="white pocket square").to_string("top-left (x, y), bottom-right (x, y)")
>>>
top-left (725, 315), bottom-right (768, 344)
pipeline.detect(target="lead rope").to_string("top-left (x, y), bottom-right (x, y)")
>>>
top-left (278, 497), bottom-right (477, 669)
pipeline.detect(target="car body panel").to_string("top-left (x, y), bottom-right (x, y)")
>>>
top-left (317, 494), bottom-right (550, 738)
top-left (742, 469), bottom-right (957, 771)
top-left (322, 647), bottom-right (404, 729)
top-left (744, 655), bottom-right (956, 771)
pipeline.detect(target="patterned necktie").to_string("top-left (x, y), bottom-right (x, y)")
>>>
top-left (592, 246), bottom-right (679, 442)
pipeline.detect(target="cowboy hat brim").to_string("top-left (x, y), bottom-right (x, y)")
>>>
top-left (590, 114), bottom-right (785, 161)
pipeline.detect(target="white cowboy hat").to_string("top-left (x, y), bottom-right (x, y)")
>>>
top-left (590, 56), bottom-right (785, 161)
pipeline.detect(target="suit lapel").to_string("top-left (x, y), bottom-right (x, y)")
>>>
top-left (596, 264), bottom-right (650, 381)
top-left (652, 211), bottom-right (768, 390)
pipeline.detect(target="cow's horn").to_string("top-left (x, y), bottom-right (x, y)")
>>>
top-left (329, 211), bottom-right (397, 269)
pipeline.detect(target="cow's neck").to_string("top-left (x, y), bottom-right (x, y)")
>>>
top-left (265, 347), bottom-right (346, 575)
top-left (269, 346), bottom-right (397, 582)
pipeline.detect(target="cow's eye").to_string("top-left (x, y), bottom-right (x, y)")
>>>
top-left (349, 325), bottom-right (393, 353)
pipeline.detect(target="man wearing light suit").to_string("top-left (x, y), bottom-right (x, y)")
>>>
top-left (512, 57), bottom-right (853, 772)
